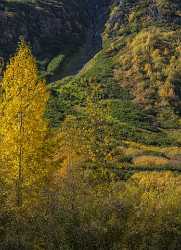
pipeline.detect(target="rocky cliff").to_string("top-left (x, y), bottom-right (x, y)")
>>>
top-left (0, 0), bottom-right (88, 59)
top-left (0, 0), bottom-right (113, 77)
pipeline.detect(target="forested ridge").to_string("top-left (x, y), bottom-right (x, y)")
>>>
top-left (0, 0), bottom-right (181, 249)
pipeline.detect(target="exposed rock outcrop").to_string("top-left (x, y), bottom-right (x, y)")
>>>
top-left (0, 0), bottom-right (88, 58)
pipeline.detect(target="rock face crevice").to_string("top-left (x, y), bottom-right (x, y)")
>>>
top-left (58, 0), bottom-right (112, 77)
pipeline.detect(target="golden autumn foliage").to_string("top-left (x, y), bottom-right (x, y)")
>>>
top-left (133, 155), bottom-right (169, 166)
top-left (115, 28), bottom-right (181, 126)
top-left (0, 40), bottom-right (49, 206)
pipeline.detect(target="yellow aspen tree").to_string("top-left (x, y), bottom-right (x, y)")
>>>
top-left (0, 40), bottom-right (49, 207)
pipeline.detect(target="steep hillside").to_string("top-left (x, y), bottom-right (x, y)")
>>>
top-left (47, 0), bottom-right (181, 172)
top-left (0, 0), bottom-right (181, 171)
top-left (105, 0), bottom-right (181, 127)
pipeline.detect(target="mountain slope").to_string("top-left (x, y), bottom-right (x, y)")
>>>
top-left (0, 0), bottom-right (181, 171)
top-left (47, 0), bottom-right (181, 172)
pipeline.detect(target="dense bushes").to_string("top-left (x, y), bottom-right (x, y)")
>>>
top-left (115, 27), bottom-right (181, 128)
top-left (1, 168), bottom-right (181, 250)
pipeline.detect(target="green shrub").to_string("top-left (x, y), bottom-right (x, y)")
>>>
top-left (47, 54), bottom-right (65, 75)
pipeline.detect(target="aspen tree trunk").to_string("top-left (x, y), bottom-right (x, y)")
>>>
top-left (17, 105), bottom-right (23, 207)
